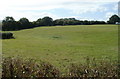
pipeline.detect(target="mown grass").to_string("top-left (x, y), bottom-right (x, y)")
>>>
top-left (2, 25), bottom-right (118, 72)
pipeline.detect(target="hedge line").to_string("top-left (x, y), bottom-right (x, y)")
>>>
top-left (2, 57), bottom-right (118, 78)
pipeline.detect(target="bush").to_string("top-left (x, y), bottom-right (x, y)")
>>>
top-left (2, 57), bottom-right (60, 78)
top-left (2, 57), bottom-right (118, 78)
top-left (0, 33), bottom-right (14, 39)
top-left (67, 57), bottom-right (118, 78)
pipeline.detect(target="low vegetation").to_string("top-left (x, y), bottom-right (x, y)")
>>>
top-left (0, 32), bottom-right (14, 39)
top-left (2, 57), bottom-right (118, 78)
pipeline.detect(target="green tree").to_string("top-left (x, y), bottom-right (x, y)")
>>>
top-left (19, 17), bottom-right (31, 29)
top-left (41, 16), bottom-right (53, 26)
top-left (3, 16), bottom-right (15, 22)
top-left (108, 15), bottom-right (120, 24)
top-left (36, 18), bottom-right (43, 26)
top-left (2, 16), bottom-right (17, 31)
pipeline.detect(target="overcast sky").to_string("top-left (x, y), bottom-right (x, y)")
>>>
top-left (0, 0), bottom-right (119, 21)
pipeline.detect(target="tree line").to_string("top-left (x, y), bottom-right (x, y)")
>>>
top-left (2, 14), bottom-right (120, 31)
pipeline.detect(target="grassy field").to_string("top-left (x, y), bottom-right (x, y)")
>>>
top-left (2, 25), bottom-right (118, 71)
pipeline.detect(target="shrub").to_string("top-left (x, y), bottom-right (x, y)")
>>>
top-left (0, 32), bottom-right (14, 39)
top-left (67, 57), bottom-right (118, 78)
top-left (2, 57), bottom-right (118, 78)
top-left (2, 57), bottom-right (60, 78)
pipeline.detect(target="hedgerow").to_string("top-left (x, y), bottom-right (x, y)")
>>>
top-left (2, 57), bottom-right (118, 78)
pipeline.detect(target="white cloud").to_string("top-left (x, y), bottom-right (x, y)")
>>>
top-left (0, 11), bottom-right (59, 21)
top-left (0, 0), bottom-right (119, 20)
top-left (113, 4), bottom-right (118, 11)
top-left (64, 3), bottom-right (108, 14)
top-left (105, 12), bottom-right (116, 20)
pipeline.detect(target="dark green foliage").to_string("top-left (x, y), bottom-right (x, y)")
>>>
top-left (2, 17), bottom-right (33, 31)
top-left (1, 32), bottom-right (14, 39)
top-left (107, 15), bottom-right (120, 24)
top-left (19, 17), bottom-right (32, 29)
top-left (1, 16), bottom-right (107, 31)
top-left (3, 14), bottom-right (119, 31)
top-left (2, 16), bottom-right (19, 31)
top-left (35, 18), bottom-right (43, 26)
top-left (41, 16), bottom-right (53, 26)
top-left (53, 18), bottom-right (81, 26)
top-left (33, 17), bottom-right (53, 27)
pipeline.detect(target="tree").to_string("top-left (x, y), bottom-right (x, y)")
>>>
top-left (19, 17), bottom-right (31, 29)
top-left (41, 16), bottom-right (53, 26)
top-left (53, 18), bottom-right (81, 26)
top-left (35, 18), bottom-right (43, 26)
top-left (3, 16), bottom-right (15, 22)
top-left (2, 16), bottom-right (17, 31)
top-left (108, 15), bottom-right (120, 24)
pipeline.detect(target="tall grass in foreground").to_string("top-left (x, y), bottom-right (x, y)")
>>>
top-left (2, 57), bottom-right (118, 78)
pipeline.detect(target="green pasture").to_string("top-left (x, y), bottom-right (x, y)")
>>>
top-left (2, 25), bottom-right (118, 71)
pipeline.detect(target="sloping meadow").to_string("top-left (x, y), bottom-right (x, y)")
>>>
top-left (2, 25), bottom-right (119, 78)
